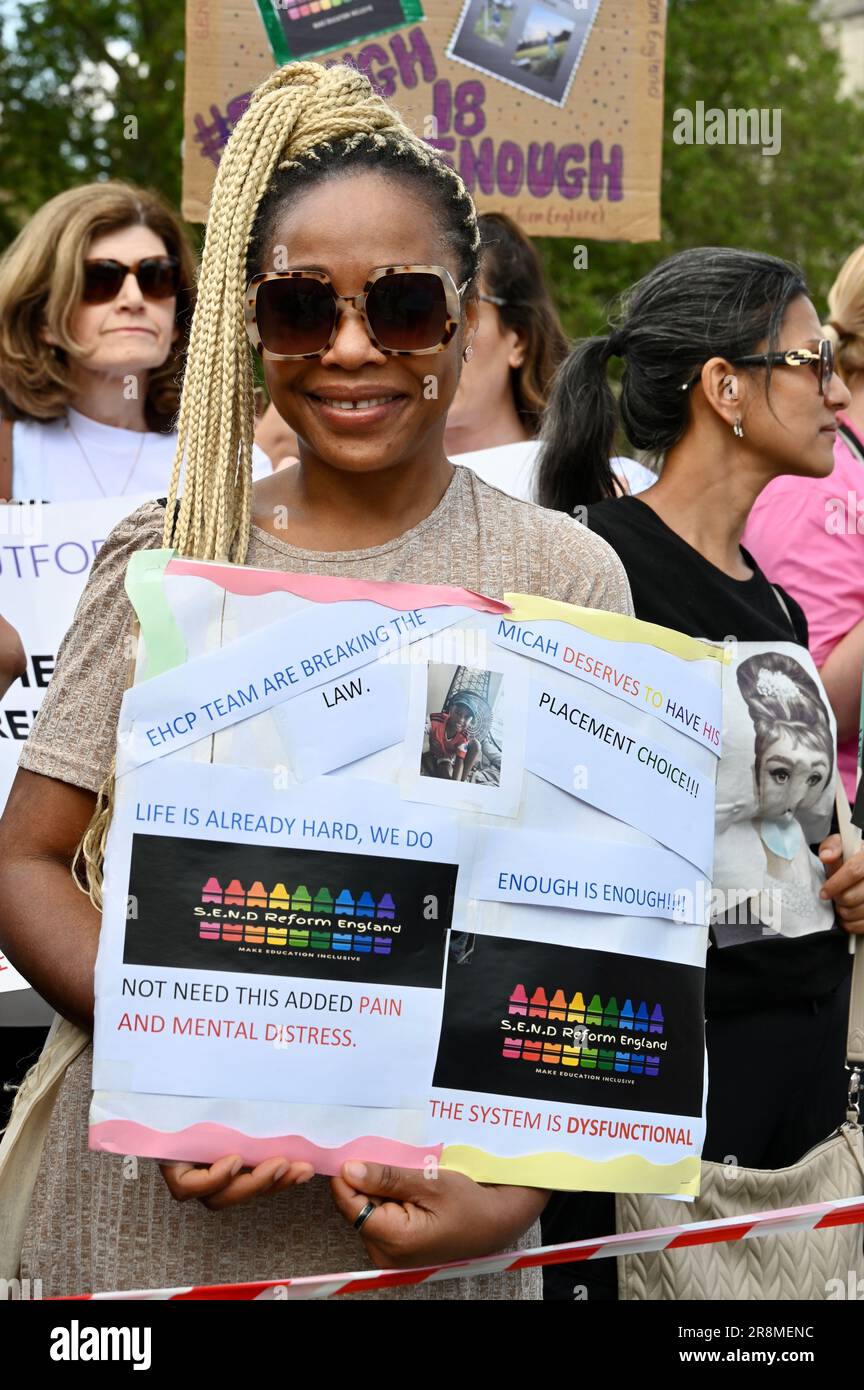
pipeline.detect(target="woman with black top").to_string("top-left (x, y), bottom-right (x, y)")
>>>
top-left (536, 246), bottom-right (864, 1300)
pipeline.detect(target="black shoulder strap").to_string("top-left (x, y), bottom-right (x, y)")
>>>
top-left (770, 583), bottom-right (799, 642)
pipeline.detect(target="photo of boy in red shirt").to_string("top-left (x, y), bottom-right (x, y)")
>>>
top-left (425, 696), bottom-right (482, 781)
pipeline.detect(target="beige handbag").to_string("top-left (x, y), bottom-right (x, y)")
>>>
top-left (616, 790), bottom-right (864, 1301)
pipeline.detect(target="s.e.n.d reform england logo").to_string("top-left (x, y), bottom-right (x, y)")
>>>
top-left (124, 834), bottom-right (458, 989)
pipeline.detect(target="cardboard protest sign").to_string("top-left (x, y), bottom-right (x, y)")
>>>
top-left (183, 0), bottom-right (666, 240)
top-left (90, 553), bottom-right (723, 1194)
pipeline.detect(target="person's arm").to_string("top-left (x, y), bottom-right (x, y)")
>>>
top-left (0, 769), bottom-right (100, 1030)
top-left (0, 614), bottom-right (26, 698)
top-left (818, 615), bottom-right (864, 744)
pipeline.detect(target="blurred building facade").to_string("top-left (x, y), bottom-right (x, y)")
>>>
top-left (821, 0), bottom-right (864, 93)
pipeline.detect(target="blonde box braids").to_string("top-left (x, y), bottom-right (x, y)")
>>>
top-left (78, 62), bottom-right (481, 905)
top-left (162, 60), bottom-right (481, 565)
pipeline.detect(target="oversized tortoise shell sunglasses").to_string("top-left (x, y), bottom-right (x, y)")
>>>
top-left (244, 264), bottom-right (471, 359)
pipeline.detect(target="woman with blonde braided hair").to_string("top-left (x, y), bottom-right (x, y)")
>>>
top-left (0, 61), bottom-right (631, 1298)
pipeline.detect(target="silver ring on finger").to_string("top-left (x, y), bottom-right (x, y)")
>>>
top-left (353, 1199), bottom-right (377, 1232)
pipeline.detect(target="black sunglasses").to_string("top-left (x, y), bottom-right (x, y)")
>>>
top-left (82, 257), bottom-right (181, 304)
top-left (681, 339), bottom-right (836, 400)
top-left (730, 339), bottom-right (836, 399)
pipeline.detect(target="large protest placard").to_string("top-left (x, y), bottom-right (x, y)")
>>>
top-left (183, 0), bottom-right (666, 241)
top-left (90, 553), bottom-right (724, 1195)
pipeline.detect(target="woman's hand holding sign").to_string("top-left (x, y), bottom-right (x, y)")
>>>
top-left (160, 1154), bottom-right (315, 1211)
top-left (331, 1161), bottom-right (548, 1269)
top-left (819, 835), bottom-right (864, 933)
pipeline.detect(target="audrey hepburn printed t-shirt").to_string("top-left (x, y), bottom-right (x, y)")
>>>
top-left (587, 496), bottom-right (851, 1015)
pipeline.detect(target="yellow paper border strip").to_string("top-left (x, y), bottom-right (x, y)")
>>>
top-left (440, 1144), bottom-right (702, 1196)
top-left (504, 594), bottom-right (729, 665)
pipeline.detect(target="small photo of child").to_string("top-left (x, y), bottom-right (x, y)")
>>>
top-left (473, 0), bottom-right (517, 47)
top-left (420, 664), bottom-right (503, 789)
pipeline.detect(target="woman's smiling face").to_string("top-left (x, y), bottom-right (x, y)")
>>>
top-left (258, 170), bottom-right (477, 475)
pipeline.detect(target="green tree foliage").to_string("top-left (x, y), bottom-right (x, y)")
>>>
top-left (0, 0), bottom-right (860, 329)
top-left (536, 0), bottom-right (864, 333)
top-left (0, 0), bottom-right (185, 246)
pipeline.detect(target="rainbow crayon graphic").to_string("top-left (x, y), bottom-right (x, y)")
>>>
top-left (221, 920), bottom-right (243, 942)
top-left (269, 882), bottom-right (291, 911)
top-left (522, 1040), bottom-right (542, 1063)
top-left (355, 891), bottom-right (376, 919)
top-left (542, 1042), bottom-right (562, 1063)
top-left (548, 989), bottom-right (567, 1021)
top-left (598, 1049), bottom-right (615, 1072)
top-left (586, 993), bottom-right (603, 1026)
top-left (562, 1043), bottom-right (581, 1067)
top-left (634, 1001), bottom-right (649, 1033)
top-left (224, 879), bottom-right (245, 906)
top-left (377, 893), bottom-right (396, 919)
top-left (581, 1048), bottom-right (598, 1070)
top-left (353, 935), bottom-right (372, 953)
top-left (645, 1056), bottom-right (661, 1076)
top-left (267, 926), bottom-right (288, 946)
top-left (650, 1004), bottom-right (665, 1035)
top-left (198, 920), bottom-right (220, 941)
top-left (244, 922), bottom-right (265, 944)
top-left (619, 999), bottom-right (635, 1031)
top-left (373, 938), bottom-right (392, 955)
top-left (310, 931), bottom-right (330, 950)
top-left (502, 1037), bottom-right (521, 1061)
top-left (603, 995), bottom-right (619, 1027)
top-left (332, 932), bottom-right (353, 951)
top-left (292, 885), bottom-right (312, 912)
top-left (313, 887), bottom-right (334, 914)
top-left (630, 1052), bottom-right (645, 1075)
top-left (201, 877), bottom-right (222, 904)
top-left (509, 985), bottom-right (528, 1016)
top-left (335, 889), bottom-right (355, 914)
top-left (289, 929), bottom-right (310, 948)
top-left (529, 987), bottom-right (548, 1019)
top-left (246, 881), bottom-right (268, 909)
top-left (614, 1051), bottom-right (630, 1072)
top-left (567, 991), bottom-right (585, 1024)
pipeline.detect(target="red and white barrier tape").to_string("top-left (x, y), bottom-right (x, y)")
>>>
top-left (54, 1193), bottom-right (864, 1300)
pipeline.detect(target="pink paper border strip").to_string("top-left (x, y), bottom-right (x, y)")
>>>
top-left (165, 557), bottom-right (511, 614)
top-left (89, 1119), bottom-right (439, 1176)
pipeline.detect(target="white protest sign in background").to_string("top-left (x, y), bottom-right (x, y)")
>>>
top-left (0, 497), bottom-right (150, 806)
top-left (0, 497), bottom-right (150, 1018)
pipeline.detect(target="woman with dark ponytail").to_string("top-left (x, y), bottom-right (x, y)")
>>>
top-left (539, 247), bottom-right (864, 1301)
